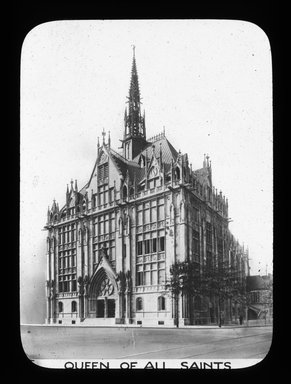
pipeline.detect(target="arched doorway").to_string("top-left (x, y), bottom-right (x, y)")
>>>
top-left (88, 267), bottom-right (117, 319)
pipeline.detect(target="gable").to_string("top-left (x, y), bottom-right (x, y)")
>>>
top-left (85, 146), bottom-right (123, 193)
top-left (148, 156), bottom-right (160, 179)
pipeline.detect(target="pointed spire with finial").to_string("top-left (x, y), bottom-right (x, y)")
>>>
top-left (152, 144), bottom-right (155, 157)
top-left (102, 128), bottom-right (106, 144)
top-left (52, 198), bottom-right (57, 212)
top-left (129, 45), bottom-right (140, 106)
top-left (203, 154), bottom-right (206, 168)
top-left (206, 154), bottom-right (210, 168)
top-left (122, 45), bottom-right (147, 160)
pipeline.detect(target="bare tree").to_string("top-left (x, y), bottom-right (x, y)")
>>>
top-left (167, 260), bottom-right (247, 326)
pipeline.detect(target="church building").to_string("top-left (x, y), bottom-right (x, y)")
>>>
top-left (45, 50), bottom-right (249, 326)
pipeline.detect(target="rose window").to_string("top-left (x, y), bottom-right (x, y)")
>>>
top-left (98, 277), bottom-right (114, 296)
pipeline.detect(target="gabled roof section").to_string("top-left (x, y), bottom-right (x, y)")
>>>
top-left (133, 135), bottom-right (178, 165)
top-left (127, 164), bottom-right (145, 184)
top-left (193, 166), bottom-right (211, 186)
top-left (86, 145), bottom-right (122, 188)
top-left (109, 149), bottom-right (129, 176)
top-left (194, 167), bottom-right (208, 180)
top-left (79, 184), bottom-right (89, 196)
top-left (108, 147), bottom-right (145, 184)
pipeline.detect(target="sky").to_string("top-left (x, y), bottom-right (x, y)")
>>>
top-left (20, 20), bottom-right (273, 324)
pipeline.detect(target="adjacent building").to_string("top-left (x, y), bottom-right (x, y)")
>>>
top-left (246, 274), bottom-right (273, 323)
top-left (45, 51), bottom-right (249, 326)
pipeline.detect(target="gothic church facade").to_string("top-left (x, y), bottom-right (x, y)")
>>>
top-left (45, 51), bottom-right (249, 326)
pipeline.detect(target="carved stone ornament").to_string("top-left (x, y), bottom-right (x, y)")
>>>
top-left (99, 152), bottom-right (108, 164)
top-left (78, 276), bottom-right (84, 295)
top-left (125, 270), bottom-right (132, 292)
top-left (47, 279), bottom-right (55, 298)
top-left (84, 275), bottom-right (89, 296)
top-left (117, 271), bottom-right (126, 294)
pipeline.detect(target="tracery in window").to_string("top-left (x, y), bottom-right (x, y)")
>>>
top-left (98, 277), bottom-right (114, 296)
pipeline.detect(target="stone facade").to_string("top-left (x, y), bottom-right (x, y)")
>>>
top-left (45, 51), bottom-right (249, 326)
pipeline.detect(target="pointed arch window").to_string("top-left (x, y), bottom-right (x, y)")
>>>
top-left (192, 229), bottom-right (200, 262)
top-left (123, 185), bottom-right (128, 201)
top-left (206, 222), bottom-right (212, 246)
top-left (139, 155), bottom-right (145, 168)
top-left (158, 296), bottom-right (166, 311)
top-left (129, 187), bottom-right (135, 197)
top-left (149, 166), bottom-right (159, 179)
top-left (71, 301), bottom-right (77, 312)
top-left (175, 166), bottom-right (180, 181)
top-left (58, 301), bottom-right (63, 313)
top-left (136, 297), bottom-right (143, 311)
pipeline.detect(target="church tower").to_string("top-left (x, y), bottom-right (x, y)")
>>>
top-left (122, 46), bottom-right (147, 160)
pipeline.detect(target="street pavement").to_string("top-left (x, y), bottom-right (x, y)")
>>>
top-left (20, 324), bottom-right (272, 361)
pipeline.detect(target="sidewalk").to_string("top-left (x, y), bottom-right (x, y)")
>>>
top-left (21, 322), bottom-right (272, 329)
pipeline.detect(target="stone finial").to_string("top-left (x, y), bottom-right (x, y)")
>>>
top-left (102, 128), bottom-right (106, 144)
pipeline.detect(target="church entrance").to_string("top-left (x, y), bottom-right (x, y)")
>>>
top-left (88, 268), bottom-right (117, 320)
top-left (97, 300), bottom-right (105, 318)
top-left (95, 298), bottom-right (115, 318)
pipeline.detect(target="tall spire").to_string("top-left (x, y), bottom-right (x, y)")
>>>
top-left (129, 46), bottom-right (141, 107)
top-left (121, 47), bottom-right (147, 161)
top-left (124, 46), bottom-right (146, 140)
